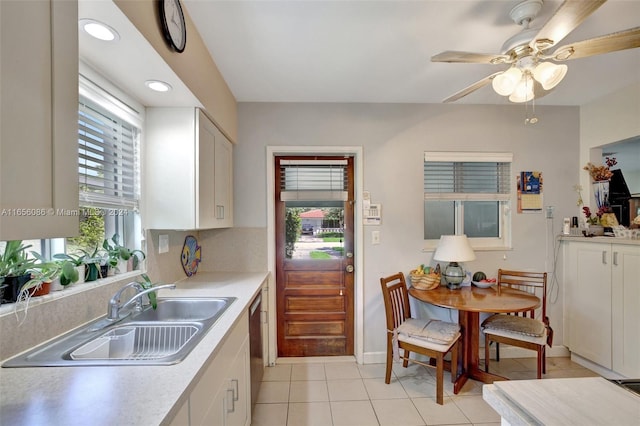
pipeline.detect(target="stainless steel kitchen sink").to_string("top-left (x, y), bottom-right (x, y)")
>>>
top-left (2, 297), bottom-right (236, 367)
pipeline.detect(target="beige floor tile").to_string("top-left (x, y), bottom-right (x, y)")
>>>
top-left (451, 395), bottom-right (501, 424)
top-left (399, 374), bottom-right (437, 399)
top-left (363, 377), bottom-right (409, 400)
top-left (287, 402), bottom-right (332, 426)
top-left (289, 380), bottom-right (329, 402)
top-left (392, 362), bottom-right (431, 379)
top-left (357, 363), bottom-right (387, 379)
top-left (291, 363), bottom-right (326, 381)
top-left (412, 396), bottom-right (471, 425)
top-left (327, 378), bottom-right (369, 401)
top-left (331, 400), bottom-right (380, 426)
top-left (257, 381), bottom-right (290, 403)
top-left (251, 403), bottom-right (288, 426)
top-left (325, 362), bottom-right (362, 380)
top-left (263, 364), bottom-right (293, 381)
top-left (371, 398), bottom-right (425, 426)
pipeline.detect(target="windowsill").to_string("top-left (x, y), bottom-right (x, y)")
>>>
top-left (0, 270), bottom-right (145, 317)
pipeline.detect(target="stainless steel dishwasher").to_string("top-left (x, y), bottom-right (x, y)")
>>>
top-left (249, 290), bottom-right (264, 410)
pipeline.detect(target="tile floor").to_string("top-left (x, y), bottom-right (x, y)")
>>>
top-left (251, 357), bottom-right (599, 426)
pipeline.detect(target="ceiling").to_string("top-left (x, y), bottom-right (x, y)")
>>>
top-left (181, 0), bottom-right (640, 105)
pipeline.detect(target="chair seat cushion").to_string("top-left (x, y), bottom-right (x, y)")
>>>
top-left (482, 315), bottom-right (547, 343)
top-left (397, 318), bottom-right (460, 345)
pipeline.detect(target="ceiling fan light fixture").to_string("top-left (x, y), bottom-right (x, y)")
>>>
top-left (509, 73), bottom-right (535, 103)
top-left (492, 67), bottom-right (523, 96)
top-left (533, 62), bottom-right (568, 90)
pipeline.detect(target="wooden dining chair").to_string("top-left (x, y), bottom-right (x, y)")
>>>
top-left (380, 272), bottom-right (460, 405)
top-left (482, 269), bottom-right (552, 379)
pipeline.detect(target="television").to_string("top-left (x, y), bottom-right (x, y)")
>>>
top-left (609, 169), bottom-right (631, 202)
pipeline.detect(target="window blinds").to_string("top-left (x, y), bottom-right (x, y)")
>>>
top-left (423, 152), bottom-right (512, 201)
top-left (279, 159), bottom-right (349, 202)
top-left (78, 96), bottom-right (140, 210)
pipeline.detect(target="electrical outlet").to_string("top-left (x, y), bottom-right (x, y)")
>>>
top-left (546, 206), bottom-right (554, 219)
top-left (372, 231), bottom-right (380, 245)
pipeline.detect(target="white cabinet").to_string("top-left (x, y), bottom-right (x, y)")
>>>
top-left (145, 108), bottom-right (233, 230)
top-left (564, 240), bottom-right (640, 376)
top-left (189, 311), bottom-right (250, 426)
top-left (0, 0), bottom-right (78, 240)
top-left (611, 244), bottom-right (640, 377)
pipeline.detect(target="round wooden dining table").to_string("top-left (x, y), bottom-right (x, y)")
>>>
top-left (409, 284), bottom-right (540, 394)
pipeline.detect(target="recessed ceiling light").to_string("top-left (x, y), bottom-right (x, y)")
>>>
top-left (145, 80), bottom-right (172, 92)
top-left (79, 19), bottom-right (120, 42)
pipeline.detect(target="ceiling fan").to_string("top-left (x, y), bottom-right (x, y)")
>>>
top-left (432, 0), bottom-right (640, 103)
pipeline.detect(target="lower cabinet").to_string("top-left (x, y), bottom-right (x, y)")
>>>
top-left (563, 240), bottom-right (640, 377)
top-left (170, 311), bottom-right (250, 426)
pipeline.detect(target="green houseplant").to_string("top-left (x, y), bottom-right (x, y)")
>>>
top-left (0, 241), bottom-right (37, 304)
top-left (53, 252), bottom-right (86, 285)
top-left (103, 234), bottom-right (145, 273)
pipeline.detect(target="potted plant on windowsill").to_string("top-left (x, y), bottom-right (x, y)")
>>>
top-left (78, 247), bottom-right (107, 282)
top-left (103, 234), bottom-right (130, 275)
top-left (0, 241), bottom-right (37, 304)
top-left (53, 252), bottom-right (86, 285)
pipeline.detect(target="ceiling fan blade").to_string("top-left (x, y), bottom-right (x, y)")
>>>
top-left (548, 26), bottom-right (640, 61)
top-left (443, 72), bottom-right (503, 103)
top-left (431, 51), bottom-right (511, 65)
top-left (529, 0), bottom-right (606, 51)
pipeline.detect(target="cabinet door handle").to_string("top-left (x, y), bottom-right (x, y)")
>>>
top-left (613, 251), bottom-right (618, 266)
top-left (231, 378), bottom-right (239, 402)
top-left (602, 251), bottom-right (607, 265)
top-left (226, 388), bottom-right (235, 413)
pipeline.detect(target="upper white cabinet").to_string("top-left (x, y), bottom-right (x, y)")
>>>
top-left (0, 0), bottom-right (79, 240)
top-left (563, 239), bottom-right (640, 377)
top-left (145, 108), bottom-right (233, 230)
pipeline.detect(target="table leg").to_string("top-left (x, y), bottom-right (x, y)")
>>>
top-left (452, 311), bottom-right (508, 394)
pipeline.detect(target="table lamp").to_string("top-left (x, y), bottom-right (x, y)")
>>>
top-left (433, 235), bottom-right (476, 290)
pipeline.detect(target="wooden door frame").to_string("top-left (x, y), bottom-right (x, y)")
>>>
top-left (266, 146), bottom-right (364, 365)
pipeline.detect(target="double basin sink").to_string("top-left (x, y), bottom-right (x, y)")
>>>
top-left (2, 297), bottom-right (236, 367)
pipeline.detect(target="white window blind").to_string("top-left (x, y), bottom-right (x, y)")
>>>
top-left (279, 159), bottom-right (349, 202)
top-left (78, 95), bottom-right (140, 210)
top-left (423, 152), bottom-right (512, 201)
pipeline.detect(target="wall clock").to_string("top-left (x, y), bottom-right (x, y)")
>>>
top-left (159, 0), bottom-right (187, 53)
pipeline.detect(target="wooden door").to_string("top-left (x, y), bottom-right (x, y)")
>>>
top-left (275, 156), bottom-right (355, 357)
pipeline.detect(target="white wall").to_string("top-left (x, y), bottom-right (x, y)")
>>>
top-left (234, 102), bottom-right (579, 358)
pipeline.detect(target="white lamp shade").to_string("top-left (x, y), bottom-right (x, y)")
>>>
top-left (492, 67), bottom-right (523, 96)
top-left (509, 73), bottom-right (534, 103)
top-left (433, 235), bottom-right (476, 262)
top-left (532, 62), bottom-right (567, 90)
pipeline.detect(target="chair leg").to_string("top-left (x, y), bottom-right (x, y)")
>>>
top-left (496, 342), bottom-right (500, 362)
top-left (484, 335), bottom-right (490, 373)
top-left (450, 341), bottom-right (458, 382)
top-left (385, 335), bottom-right (393, 384)
top-left (542, 345), bottom-right (546, 374)
top-left (537, 347), bottom-right (543, 379)
top-left (435, 354), bottom-right (444, 405)
top-left (402, 349), bottom-right (410, 368)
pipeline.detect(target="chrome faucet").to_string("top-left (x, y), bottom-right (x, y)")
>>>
top-left (107, 282), bottom-right (177, 321)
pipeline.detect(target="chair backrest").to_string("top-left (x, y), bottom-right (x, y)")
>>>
top-left (380, 272), bottom-right (411, 332)
top-left (497, 269), bottom-right (548, 321)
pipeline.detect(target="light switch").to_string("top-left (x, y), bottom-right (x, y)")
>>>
top-left (372, 231), bottom-right (380, 245)
top-left (158, 234), bottom-right (169, 254)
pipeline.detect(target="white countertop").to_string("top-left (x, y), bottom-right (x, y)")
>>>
top-left (483, 377), bottom-right (640, 426)
top-left (0, 271), bottom-right (268, 426)
top-left (559, 235), bottom-right (640, 246)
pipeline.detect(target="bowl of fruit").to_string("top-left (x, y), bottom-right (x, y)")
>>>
top-left (471, 272), bottom-right (496, 288)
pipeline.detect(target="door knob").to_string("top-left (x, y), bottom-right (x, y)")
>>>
top-left (345, 265), bottom-right (354, 273)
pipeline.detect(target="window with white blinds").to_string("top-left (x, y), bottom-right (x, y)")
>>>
top-left (423, 152), bottom-right (513, 249)
top-left (279, 159), bottom-right (349, 202)
top-left (78, 94), bottom-right (140, 210)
